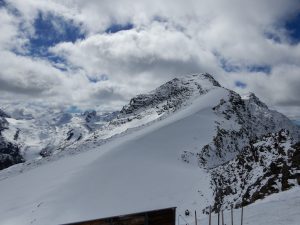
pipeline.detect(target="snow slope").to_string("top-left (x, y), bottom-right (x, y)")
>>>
top-left (0, 73), bottom-right (299, 225)
top-left (196, 186), bottom-right (300, 225)
top-left (0, 88), bottom-right (226, 225)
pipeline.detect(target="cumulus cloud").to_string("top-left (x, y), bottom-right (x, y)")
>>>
top-left (0, 0), bottom-right (300, 117)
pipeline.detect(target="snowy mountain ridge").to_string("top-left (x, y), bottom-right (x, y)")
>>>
top-left (198, 89), bottom-right (300, 168)
top-left (1, 72), bottom-right (299, 172)
top-left (0, 73), bottom-right (299, 225)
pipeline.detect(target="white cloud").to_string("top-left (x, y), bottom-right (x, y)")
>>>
top-left (0, 0), bottom-right (300, 117)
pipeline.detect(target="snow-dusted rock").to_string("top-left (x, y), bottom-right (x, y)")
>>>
top-left (210, 129), bottom-right (300, 211)
top-left (0, 109), bottom-right (24, 170)
top-left (0, 73), bottom-right (299, 225)
top-left (198, 91), bottom-right (300, 168)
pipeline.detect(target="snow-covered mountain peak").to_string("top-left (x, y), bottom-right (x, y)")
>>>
top-left (120, 73), bottom-right (221, 116)
top-left (0, 73), bottom-right (300, 225)
top-left (82, 110), bottom-right (97, 123)
top-left (243, 92), bottom-right (268, 109)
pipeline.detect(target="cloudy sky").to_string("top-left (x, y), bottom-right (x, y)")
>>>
top-left (0, 0), bottom-right (300, 118)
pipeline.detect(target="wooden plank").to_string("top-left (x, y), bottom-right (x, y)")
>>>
top-left (62, 207), bottom-right (176, 225)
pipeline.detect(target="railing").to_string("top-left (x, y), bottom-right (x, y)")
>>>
top-left (177, 205), bottom-right (244, 225)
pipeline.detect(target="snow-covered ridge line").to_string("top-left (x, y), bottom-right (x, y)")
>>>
top-left (1, 72), bottom-right (300, 172)
top-left (0, 73), bottom-right (299, 225)
top-left (0, 74), bottom-right (221, 178)
top-left (0, 74), bottom-right (210, 170)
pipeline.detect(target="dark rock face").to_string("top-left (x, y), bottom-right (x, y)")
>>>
top-left (198, 91), bottom-right (300, 168)
top-left (40, 145), bottom-right (56, 158)
top-left (0, 109), bottom-right (24, 170)
top-left (120, 78), bottom-right (193, 115)
top-left (0, 109), bottom-right (10, 118)
top-left (0, 141), bottom-right (23, 170)
top-left (210, 130), bottom-right (300, 212)
top-left (120, 74), bottom-right (220, 116)
top-left (201, 73), bottom-right (221, 87)
top-left (83, 110), bottom-right (97, 123)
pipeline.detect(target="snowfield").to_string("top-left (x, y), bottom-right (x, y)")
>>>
top-left (0, 74), bottom-right (299, 225)
top-left (197, 187), bottom-right (300, 225)
top-left (0, 88), bottom-right (225, 225)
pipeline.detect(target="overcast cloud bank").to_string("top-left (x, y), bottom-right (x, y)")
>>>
top-left (0, 0), bottom-right (299, 118)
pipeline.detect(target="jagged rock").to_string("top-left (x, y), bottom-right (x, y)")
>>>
top-left (0, 109), bottom-right (10, 118)
top-left (0, 108), bottom-right (24, 170)
top-left (198, 90), bottom-right (300, 168)
top-left (120, 73), bottom-right (220, 116)
top-left (210, 130), bottom-right (300, 211)
top-left (0, 141), bottom-right (24, 170)
top-left (83, 110), bottom-right (97, 123)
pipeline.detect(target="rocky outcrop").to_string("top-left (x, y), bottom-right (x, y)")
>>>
top-left (198, 91), bottom-right (300, 168)
top-left (120, 73), bottom-right (220, 116)
top-left (0, 109), bottom-right (10, 118)
top-left (210, 130), bottom-right (300, 212)
top-left (0, 109), bottom-right (24, 170)
top-left (0, 140), bottom-right (23, 170)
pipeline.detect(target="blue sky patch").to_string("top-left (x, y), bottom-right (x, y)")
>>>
top-left (105, 23), bottom-right (134, 33)
top-left (29, 12), bottom-right (84, 53)
top-left (246, 65), bottom-right (271, 74)
top-left (284, 13), bottom-right (300, 44)
top-left (235, 81), bottom-right (247, 89)
top-left (89, 74), bottom-right (109, 83)
top-left (16, 11), bottom-right (85, 67)
top-left (0, 0), bottom-right (6, 7)
top-left (215, 52), bottom-right (272, 74)
top-left (214, 52), bottom-right (240, 72)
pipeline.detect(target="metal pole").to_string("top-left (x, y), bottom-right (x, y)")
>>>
top-left (241, 206), bottom-right (243, 225)
top-left (222, 210), bottom-right (224, 225)
top-left (195, 210), bottom-right (198, 225)
top-left (209, 206), bottom-right (212, 225)
top-left (218, 211), bottom-right (220, 225)
top-left (231, 205), bottom-right (233, 225)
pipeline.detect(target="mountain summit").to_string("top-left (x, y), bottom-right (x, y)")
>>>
top-left (0, 73), bottom-right (299, 225)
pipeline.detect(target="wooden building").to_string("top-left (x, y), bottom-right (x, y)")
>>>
top-left (62, 207), bottom-right (176, 225)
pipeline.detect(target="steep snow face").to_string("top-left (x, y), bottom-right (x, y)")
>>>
top-left (0, 73), bottom-right (299, 225)
top-left (3, 73), bottom-right (298, 166)
top-left (90, 73), bottom-right (222, 140)
top-left (210, 130), bottom-right (300, 211)
top-left (0, 88), bottom-right (227, 225)
top-left (0, 73), bottom-right (222, 162)
top-left (57, 73), bottom-right (223, 153)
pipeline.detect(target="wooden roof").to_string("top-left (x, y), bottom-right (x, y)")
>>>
top-left (62, 207), bottom-right (176, 225)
